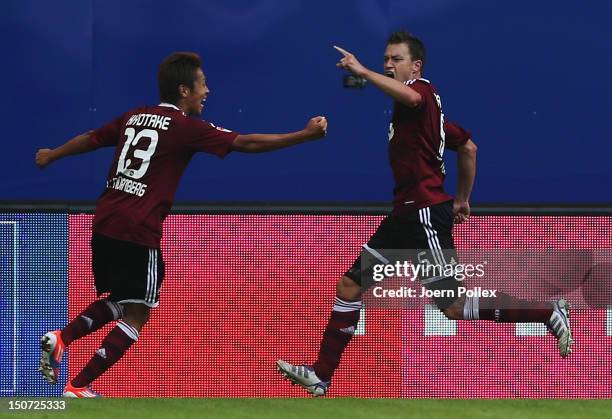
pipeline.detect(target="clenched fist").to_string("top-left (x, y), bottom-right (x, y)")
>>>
top-left (36, 149), bottom-right (55, 168)
top-left (304, 116), bottom-right (328, 139)
top-left (453, 200), bottom-right (470, 224)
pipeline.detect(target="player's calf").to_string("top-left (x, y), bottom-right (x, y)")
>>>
top-left (425, 276), bottom-right (464, 319)
top-left (70, 320), bottom-right (140, 389)
top-left (441, 297), bottom-right (465, 320)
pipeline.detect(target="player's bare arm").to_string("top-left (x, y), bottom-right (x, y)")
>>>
top-left (35, 130), bottom-right (97, 168)
top-left (333, 45), bottom-right (422, 107)
top-left (454, 139), bottom-right (477, 224)
top-left (230, 116), bottom-right (327, 153)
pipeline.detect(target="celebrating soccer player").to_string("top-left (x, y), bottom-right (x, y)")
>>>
top-left (35, 51), bottom-right (328, 397)
top-left (276, 31), bottom-right (573, 396)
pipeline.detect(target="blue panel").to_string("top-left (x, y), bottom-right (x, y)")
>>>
top-left (2, 0), bottom-right (611, 202)
top-left (0, 214), bottom-right (68, 397)
top-left (0, 0), bottom-right (94, 200)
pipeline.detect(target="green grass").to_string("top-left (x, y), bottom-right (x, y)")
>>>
top-left (2, 398), bottom-right (612, 419)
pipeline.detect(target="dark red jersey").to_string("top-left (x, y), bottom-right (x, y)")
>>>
top-left (90, 103), bottom-right (239, 248)
top-left (388, 78), bottom-right (470, 213)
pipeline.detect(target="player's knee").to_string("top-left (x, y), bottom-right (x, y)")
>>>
top-left (336, 276), bottom-right (362, 300)
top-left (440, 298), bottom-right (465, 320)
top-left (123, 313), bottom-right (149, 332)
top-left (122, 303), bottom-right (150, 332)
top-left (442, 306), bottom-right (462, 320)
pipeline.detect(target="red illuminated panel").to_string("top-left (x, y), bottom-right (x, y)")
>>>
top-left (402, 216), bottom-right (612, 398)
top-left (402, 309), bottom-right (611, 397)
top-left (68, 214), bottom-right (612, 397)
top-left (68, 214), bottom-right (401, 397)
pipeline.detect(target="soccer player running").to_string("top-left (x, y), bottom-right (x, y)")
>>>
top-left (277, 31), bottom-right (573, 396)
top-left (35, 51), bottom-right (328, 397)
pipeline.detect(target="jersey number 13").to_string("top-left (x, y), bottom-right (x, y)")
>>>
top-left (116, 128), bottom-right (159, 179)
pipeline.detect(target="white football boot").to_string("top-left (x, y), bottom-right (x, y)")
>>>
top-left (546, 299), bottom-right (574, 357)
top-left (276, 360), bottom-right (330, 396)
top-left (38, 330), bottom-right (65, 384)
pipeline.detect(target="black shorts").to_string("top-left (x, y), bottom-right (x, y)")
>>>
top-left (346, 200), bottom-right (460, 309)
top-left (91, 233), bottom-right (165, 308)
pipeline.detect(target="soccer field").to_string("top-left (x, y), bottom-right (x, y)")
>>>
top-left (2, 398), bottom-right (612, 419)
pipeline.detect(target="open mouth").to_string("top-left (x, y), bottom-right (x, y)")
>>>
top-left (384, 71), bottom-right (395, 78)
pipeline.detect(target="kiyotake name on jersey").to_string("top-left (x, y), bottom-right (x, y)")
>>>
top-left (126, 113), bottom-right (171, 131)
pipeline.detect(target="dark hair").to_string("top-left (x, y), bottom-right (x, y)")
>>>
top-left (387, 31), bottom-right (426, 73)
top-left (158, 51), bottom-right (202, 103)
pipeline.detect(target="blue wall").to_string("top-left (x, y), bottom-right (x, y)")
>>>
top-left (3, 0), bottom-right (611, 203)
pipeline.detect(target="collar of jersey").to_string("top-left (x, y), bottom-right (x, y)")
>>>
top-left (158, 102), bottom-right (186, 116)
top-left (404, 78), bottom-right (431, 85)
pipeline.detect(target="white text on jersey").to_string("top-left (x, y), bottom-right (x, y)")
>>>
top-left (126, 114), bottom-right (171, 131)
top-left (106, 175), bottom-right (147, 197)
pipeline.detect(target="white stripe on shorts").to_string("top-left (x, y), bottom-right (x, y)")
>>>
top-left (425, 207), bottom-right (446, 265)
top-left (153, 250), bottom-right (158, 301)
top-left (146, 249), bottom-right (153, 303)
top-left (418, 207), bottom-right (446, 266)
top-left (147, 249), bottom-right (158, 303)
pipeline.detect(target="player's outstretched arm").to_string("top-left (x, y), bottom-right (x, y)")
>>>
top-left (454, 139), bottom-right (477, 224)
top-left (333, 45), bottom-right (422, 107)
top-left (230, 116), bottom-right (327, 153)
top-left (35, 131), bottom-right (97, 168)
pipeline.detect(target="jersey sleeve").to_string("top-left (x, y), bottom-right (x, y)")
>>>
top-left (185, 119), bottom-right (239, 158)
top-left (444, 120), bottom-right (471, 151)
top-left (90, 115), bottom-right (125, 148)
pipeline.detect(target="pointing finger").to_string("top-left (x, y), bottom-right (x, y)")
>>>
top-left (333, 45), bottom-right (351, 57)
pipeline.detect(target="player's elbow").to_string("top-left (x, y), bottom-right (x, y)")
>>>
top-left (458, 139), bottom-right (477, 155)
